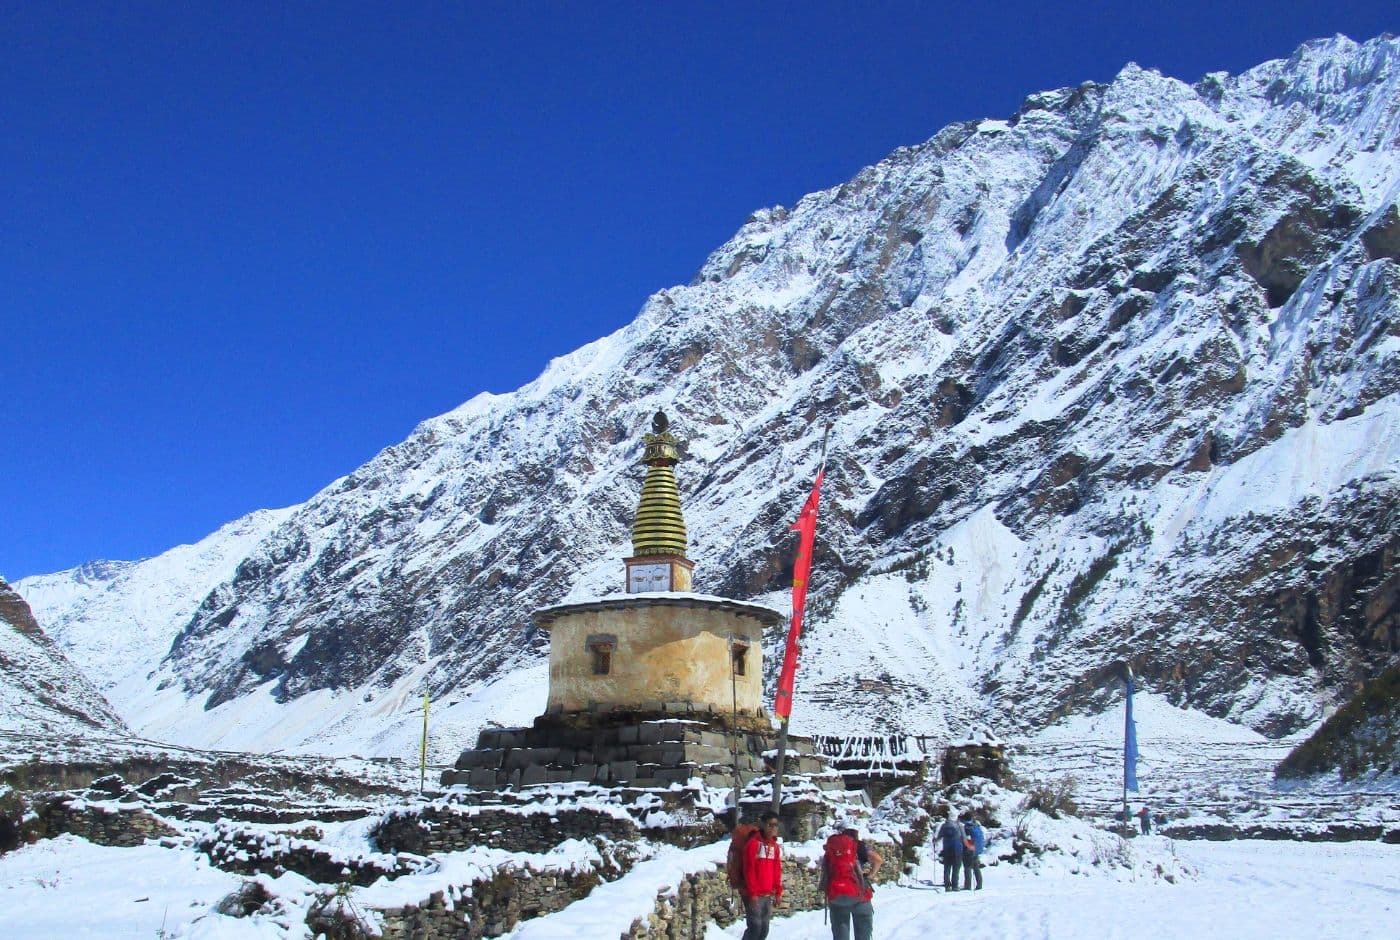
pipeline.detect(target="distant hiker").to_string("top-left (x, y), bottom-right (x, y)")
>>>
top-left (821, 813), bottom-right (882, 940)
top-left (936, 811), bottom-right (965, 890)
top-left (742, 811), bottom-right (783, 940)
top-left (961, 813), bottom-right (985, 891)
top-left (1136, 805), bottom-right (1151, 835)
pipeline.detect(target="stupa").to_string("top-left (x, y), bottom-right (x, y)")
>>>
top-left (442, 411), bottom-right (831, 792)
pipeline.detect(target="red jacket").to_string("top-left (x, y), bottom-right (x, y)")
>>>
top-left (822, 832), bottom-right (879, 903)
top-left (743, 833), bottom-right (783, 900)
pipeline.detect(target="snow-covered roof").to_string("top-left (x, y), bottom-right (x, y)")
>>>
top-left (534, 592), bottom-right (785, 628)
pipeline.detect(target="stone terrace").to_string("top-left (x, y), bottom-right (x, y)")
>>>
top-left (443, 716), bottom-right (835, 792)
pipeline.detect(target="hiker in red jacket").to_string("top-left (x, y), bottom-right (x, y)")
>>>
top-left (821, 814), bottom-right (881, 940)
top-left (742, 812), bottom-right (783, 939)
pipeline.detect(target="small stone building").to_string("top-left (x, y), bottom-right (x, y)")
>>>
top-left (941, 732), bottom-right (1008, 786)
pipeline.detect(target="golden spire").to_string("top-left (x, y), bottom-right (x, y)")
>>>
top-left (631, 411), bottom-right (688, 558)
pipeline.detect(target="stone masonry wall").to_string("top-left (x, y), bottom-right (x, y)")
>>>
top-left (308, 863), bottom-right (609, 940)
top-left (198, 824), bottom-right (419, 886)
top-left (306, 837), bottom-right (902, 940)
top-left (40, 798), bottom-right (178, 847)
top-left (375, 805), bottom-right (641, 856)
top-left (623, 841), bottom-right (903, 940)
top-left (444, 719), bottom-right (831, 792)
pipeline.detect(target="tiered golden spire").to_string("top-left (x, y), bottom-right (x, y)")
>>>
top-left (631, 411), bottom-right (688, 558)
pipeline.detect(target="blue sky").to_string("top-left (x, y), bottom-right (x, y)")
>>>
top-left (2, 2), bottom-right (1394, 580)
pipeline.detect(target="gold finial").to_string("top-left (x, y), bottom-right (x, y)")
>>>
top-left (631, 411), bottom-right (688, 557)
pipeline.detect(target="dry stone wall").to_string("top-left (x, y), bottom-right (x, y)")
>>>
top-left (375, 804), bottom-right (641, 855)
top-left (198, 823), bottom-right (421, 886)
top-left (444, 718), bottom-right (830, 792)
top-left (306, 836), bottom-right (904, 940)
top-left (306, 844), bottom-right (638, 940)
top-left (39, 797), bottom-right (179, 847)
top-left (623, 841), bottom-right (902, 940)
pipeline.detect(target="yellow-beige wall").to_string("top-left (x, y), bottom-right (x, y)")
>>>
top-left (546, 604), bottom-right (766, 713)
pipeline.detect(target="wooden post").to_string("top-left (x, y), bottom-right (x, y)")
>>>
top-left (769, 717), bottom-right (791, 817)
top-left (730, 635), bottom-right (744, 827)
top-left (419, 689), bottom-right (430, 795)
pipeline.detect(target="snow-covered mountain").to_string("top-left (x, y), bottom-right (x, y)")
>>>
top-left (0, 578), bottom-right (126, 736)
top-left (21, 34), bottom-right (1400, 758)
top-left (17, 509), bottom-right (294, 715)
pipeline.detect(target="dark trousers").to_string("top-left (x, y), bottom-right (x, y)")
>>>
top-left (941, 850), bottom-right (961, 890)
top-left (828, 895), bottom-right (874, 940)
top-left (962, 852), bottom-right (983, 889)
top-left (742, 895), bottom-right (775, 940)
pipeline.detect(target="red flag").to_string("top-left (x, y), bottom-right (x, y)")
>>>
top-left (773, 467), bottom-right (824, 719)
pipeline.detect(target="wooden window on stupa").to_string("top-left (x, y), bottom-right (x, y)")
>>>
top-left (731, 641), bottom-right (749, 676)
top-left (587, 635), bottom-right (617, 676)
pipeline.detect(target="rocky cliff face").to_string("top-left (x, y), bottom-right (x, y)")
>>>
top-left (0, 578), bottom-right (126, 735)
top-left (1277, 658), bottom-right (1400, 780)
top-left (21, 35), bottom-right (1400, 755)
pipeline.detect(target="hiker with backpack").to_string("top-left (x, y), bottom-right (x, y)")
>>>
top-left (820, 813), bottom-right (882, 940)
top-left (726, 817), bottom-right (759, 899)
top-left (936, 811), bottom-right (965, 891)
top-left (732, 811), bottom-right (782, 940)
top-left (961, 813), bottom-right (984, 891)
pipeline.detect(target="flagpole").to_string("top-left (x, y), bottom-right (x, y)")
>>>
top-left (730, 634), bottom-right (743, 827)
top-left (769, 717), bottom-right (792, 817)
top-left (769, 425), bottom-right (829, 818)
top-left (1122, 666), bottom-right (1134, 831)
top-left (420, 688), bottom-right (430, 795)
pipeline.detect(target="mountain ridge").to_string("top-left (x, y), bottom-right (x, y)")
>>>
top-left (20, 33), bottom-right (1400, 758)
top-left (0, 577), bottom-right (126, 736)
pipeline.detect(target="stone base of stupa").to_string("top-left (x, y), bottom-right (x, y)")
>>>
top-left (441, 706), bottom-right (836, 792)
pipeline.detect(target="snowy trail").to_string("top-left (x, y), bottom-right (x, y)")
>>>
top-left (706, 841), bottom-right (1398, 939)
top-left (2, 834), bottom-right (1395, 938)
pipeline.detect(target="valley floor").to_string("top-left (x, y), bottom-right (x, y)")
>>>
top-left (3, 836), bottom-right (1394, 938)
top-left (706, 840), bottom-right (1399, 940)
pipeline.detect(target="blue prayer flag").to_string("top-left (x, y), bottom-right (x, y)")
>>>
top-left (1124, 672), bottom-right (1140, 793)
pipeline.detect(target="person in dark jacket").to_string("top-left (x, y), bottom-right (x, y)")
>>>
top-left (742, 812), bottom-right (783, 939)
top-left (961, 814), bottom-right (985, 890)
top-left (936, 812), bottom-right (965, 890)
top-left (1137, 805), bottom-right (1152, 835)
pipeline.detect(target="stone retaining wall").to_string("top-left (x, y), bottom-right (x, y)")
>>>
top-left (623, 841), bottom-right (903, 940)
top-left (375, 805), bottom-right (642, 855)
top-left (307, 852), bottom-right (627, 939)
top-left (40, 798), bottom-right (178, 847)
top-left (305, 836), bottom-right (904, 940)
top-left (1162, 822), bottom-right (1400, 843)
top-left (198, 824), bottom-right (420, 886)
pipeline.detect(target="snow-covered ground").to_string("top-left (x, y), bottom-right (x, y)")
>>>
top-left (708, 840), bottom-right (1398, 940)
top-left (1018, 690), bottom-right (1292, 812)
top-left (1, 836), bottom-right (267, 939)
top-left (1015, 692), bottom-right (1400, 835)
top-left (3, 836), bottom-right (1395, 938)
